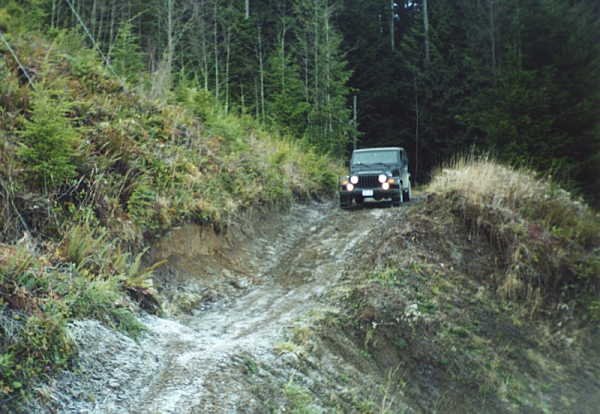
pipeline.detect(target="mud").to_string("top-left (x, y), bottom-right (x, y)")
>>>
top-left (27, 201), bottom-right (407, 413)
top-left (24, 197), bottom-right (600, 414)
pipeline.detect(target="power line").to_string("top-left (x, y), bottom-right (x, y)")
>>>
top-left (64, 0), bottom-right (128, 91)
top-left (0, 31), bottom-right (35, 88)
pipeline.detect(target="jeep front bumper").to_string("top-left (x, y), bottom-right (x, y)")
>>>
top-left (339, 185), bottom-right (401, 199)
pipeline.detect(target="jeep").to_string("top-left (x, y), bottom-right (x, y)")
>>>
top-left (339, 147), bottom-right (411, 209)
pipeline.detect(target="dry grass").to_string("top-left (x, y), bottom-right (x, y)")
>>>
top-left (428, 155), bottom-right (600, 308)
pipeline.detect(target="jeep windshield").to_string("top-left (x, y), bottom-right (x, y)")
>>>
top-left (352, 150), bottom-right (399, 166)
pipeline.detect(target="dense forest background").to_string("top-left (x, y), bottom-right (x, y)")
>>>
top-left (1, 0), bottom-right (599, 203)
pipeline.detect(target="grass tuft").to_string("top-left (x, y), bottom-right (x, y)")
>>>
top-left (428, 155), bottom-right (600, 308)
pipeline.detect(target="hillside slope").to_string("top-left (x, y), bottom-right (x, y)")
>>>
top-left (0, 30), bottom-right (337, 406)
top-left (1, 29), bottom-right (599, 414)
top-left (19, 184), bottom-right (600, 413)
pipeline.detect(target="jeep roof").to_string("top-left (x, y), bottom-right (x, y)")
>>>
top-left (353, 147), bottom-right (405, 153)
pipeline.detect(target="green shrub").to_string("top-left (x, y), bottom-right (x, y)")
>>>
top-left (127, 181), bottom-right (159, 231)
top-left (0, 309), bottom-right (73, 401)
top-left (18, 88), bottom-right (80, 190)
top-left (174, 83), bottom-right (218, 121)
top-left (0, 1), bottom-right (46, 32)
top-left (60, 223), bottom-right (109, 273)
top-left (284, 382), bottom-right (317, 414)
top-left (428, 157), bottom-right (600, 306)
top-left (66, 278), bottom-right (144, 337)
top-left (110, 22), bottom-right (145, 84)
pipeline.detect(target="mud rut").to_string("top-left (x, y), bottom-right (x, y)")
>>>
top-left (44, 202), bottom-right (408, 414)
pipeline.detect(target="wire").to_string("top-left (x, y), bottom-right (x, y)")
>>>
top-left (64, 0), bottom-right (128, 91)
top-left (0, 31), bottom-right (35, 88)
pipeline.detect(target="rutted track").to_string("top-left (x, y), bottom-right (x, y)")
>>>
top-left (33, 202), bottom-right (408, 413)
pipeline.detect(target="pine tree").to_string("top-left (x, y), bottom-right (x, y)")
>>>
top-left (110, 21), bottom-right (144, 83)
top-left (265, 19), bottom-right (309, 137)
top-left (294, 0), bottom-right (354, 155)
top-left (18, 88), bottom-right (80, 190)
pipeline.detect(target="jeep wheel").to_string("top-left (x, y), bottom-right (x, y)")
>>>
top-left (392, 190), bottom-right (403, 207)
top-left (403, 180), bottom-right (411, 202)
top-left (340, 195), bottom-right (352, 209)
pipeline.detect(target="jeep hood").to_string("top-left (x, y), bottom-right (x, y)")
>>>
top-left (350, 165), bottom-right (390, 175)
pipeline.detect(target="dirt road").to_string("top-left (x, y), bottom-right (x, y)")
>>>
top-left (35, 202), bottom-right (407, 413)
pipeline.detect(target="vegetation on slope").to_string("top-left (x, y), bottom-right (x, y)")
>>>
top-left (0, 30), bottom-right (337, 404)
top-left (310, 159), bottom-right (600, 413)
top-left (429, 157), bottom-right (600, 310)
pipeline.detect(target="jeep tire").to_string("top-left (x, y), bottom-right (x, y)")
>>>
top-left (340, 195), bottom-right (352, 209)
top-left (391, 190), bottom-right (403, 207)
top-left (402, 180), bottom-right (411, 202)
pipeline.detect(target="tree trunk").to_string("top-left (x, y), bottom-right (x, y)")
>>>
top-left (489, 0), bottom-right (497, 81)
top-left (280, 20), bottom-right (287, 90)
top-left (213, 1), bottom-right (219, 100)
top-left (197, 0), bottom-right (209, 90)
top-left (353, 95), bottom-right (357, 149)
top-left (167, 0), bottom-right (174, 74)
top-left (423, 0), bottom-right (430, 65)
top-left (240, 83), bottom-right (245, 113)
top-left (245, 0), bottom-right (250, 20)
top-left (225, 27), bottom-right (231, 113)
top-left (413, 71), bottom-right (420, 183)
top-left (51, 0), bottom-right (56, 29)
top-left (257, 26), bottom-right (265, 121)
top-left (254, 77), bottom-right (259, 118)
top-left (108, 0), bottom-right (116, 56)
top-left (91, 0), bottom-right (97, 37)
top-left (325, 6), bottom-right (332, 133)
top-left (390, 0), bottom-right (395, 51)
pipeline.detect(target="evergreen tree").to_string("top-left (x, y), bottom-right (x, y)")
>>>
top-left (18, 88), bottom-right (80, 191)
top-left (110, 21), bottom-right (145, 83)
top-left (294, 0), bottom-right (354, 155)
top-left (265, 27), bottom-right (310, 137)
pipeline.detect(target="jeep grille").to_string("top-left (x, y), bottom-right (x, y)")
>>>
top-left (358, 175), bottom-right (379, 188)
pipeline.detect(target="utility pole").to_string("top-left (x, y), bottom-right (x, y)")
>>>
top-left (423, 0), bottom-right (430, 65)
top-left (390, 0), bottom-right (395, 51)
top-left (413, 73), bottom-right (419, 184)
top-left (489, 0), bottom-right (497, 82)
top-left (353, 95), bottom-right (358, 149)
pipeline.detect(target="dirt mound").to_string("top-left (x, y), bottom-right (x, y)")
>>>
top-left (21, 195), bottom-right (600, 413)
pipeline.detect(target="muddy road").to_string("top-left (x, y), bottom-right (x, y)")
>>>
top-left (35, 201), bottom-right (409, 413)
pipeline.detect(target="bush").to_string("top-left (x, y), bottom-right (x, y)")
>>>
top-left (0, 305), bottom-right (73, 402)
top-left (110, 22), bottom-right (145, 84)
top-left (428, 156), bottom-right (600, 307)
top-left (66, 278), bottom-right (144, 337)
top-left (18, 88), bottom-right (80, 190)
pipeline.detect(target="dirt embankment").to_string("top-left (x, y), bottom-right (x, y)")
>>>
top-left (23, 197), bottom-right (600, 414)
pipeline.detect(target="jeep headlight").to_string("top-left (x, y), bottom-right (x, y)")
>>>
top-left (350, 176), bottom-right (359, 184)
top-left (346, 183), bottom-right (354, 191)
top-left (378, 174), bottom-right (387, 184)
